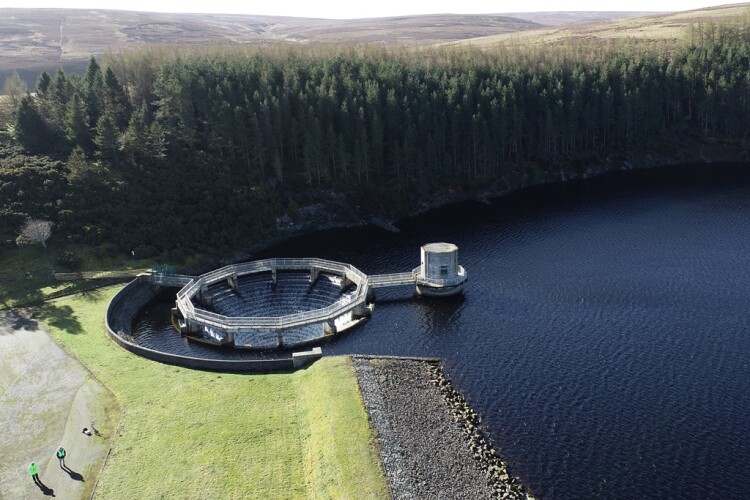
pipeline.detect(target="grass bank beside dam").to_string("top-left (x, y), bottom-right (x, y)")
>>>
top-left (37, 288), bottom-right (388, 498)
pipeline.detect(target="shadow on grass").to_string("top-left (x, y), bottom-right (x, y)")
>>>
top-left (0, 278), bottom-right (115, 310)
top-left (78, 287), bottom-right (103, 303)
top-left (35, 304), bottom-right (83, 335)
top-left (0, 281), bottom-right (45, 309)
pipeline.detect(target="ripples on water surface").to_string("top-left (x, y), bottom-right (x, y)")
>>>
top-left (134, 164), bottom-right (750, 498)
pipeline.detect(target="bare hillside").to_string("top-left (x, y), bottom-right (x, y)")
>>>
top-left (449, 3), bottom-right (750, 47)
top-left (272, 14), bottom-right (541, 44)
top-left (0, 8), bottom-right (542, 81)
top-left (2, 6), bottom-right (745, 85)
top-left (509, 11), bottom-right (659, 26)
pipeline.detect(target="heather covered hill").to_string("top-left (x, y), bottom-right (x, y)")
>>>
top-left (451, 2), bottom-right (750, 47)
top-left (268, 14), bottom-right (541, 44)
top-left (0, 8), bottom-right (544, 83)
top-left (3, 5), bottom-right (748, 84)
top-left (507, 11), bottom-right (658, 26)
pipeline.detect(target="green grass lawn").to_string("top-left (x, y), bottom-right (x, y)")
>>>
top-left (0, 243), bottom-right (154, 308)
top-left (40, 288), bottom-right (388, 499)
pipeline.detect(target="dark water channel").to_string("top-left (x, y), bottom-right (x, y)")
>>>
top-left (135, 164), bottom-right (750, 499)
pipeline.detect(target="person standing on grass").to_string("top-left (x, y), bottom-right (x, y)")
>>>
top-left (56, 447), bottom-right (66, 467)
top-left (28, 462), bottom-right (40, 484)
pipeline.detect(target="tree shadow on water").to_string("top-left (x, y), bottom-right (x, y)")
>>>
top-left (35, 304), bottom-right (83, 335)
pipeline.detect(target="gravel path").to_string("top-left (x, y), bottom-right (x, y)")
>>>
top-left (0, 309), bottom-right (113, 500)
top-left (353, 357), bottom-right (531, 500)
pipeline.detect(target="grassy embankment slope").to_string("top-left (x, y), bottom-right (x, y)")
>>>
top-left (40, 288), bottom-right (388, 498)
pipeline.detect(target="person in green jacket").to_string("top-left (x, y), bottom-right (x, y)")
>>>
top-left (28, 462), bottom-right (40, 484)
top-left (56, 447), bottom-right (66, 468)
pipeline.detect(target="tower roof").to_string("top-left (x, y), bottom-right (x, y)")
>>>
top-left (422, 242), bottom-right (458, 253)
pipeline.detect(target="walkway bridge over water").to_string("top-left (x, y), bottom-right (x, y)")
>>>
top-left (367, 267), bottom-right (467, 291)
top-left (368, 271), bottom-right (417, 288)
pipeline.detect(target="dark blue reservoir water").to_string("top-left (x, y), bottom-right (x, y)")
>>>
top-left (136, 164), bottom-right (750, 499)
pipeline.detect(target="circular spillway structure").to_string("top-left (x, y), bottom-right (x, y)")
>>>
top-left (106, 243), bottom-right (467, 371)
top-left (172, 258), bottom-right (371, 350)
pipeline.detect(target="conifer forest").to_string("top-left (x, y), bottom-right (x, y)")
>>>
top-left (2, 22), bottom-right (750, 258)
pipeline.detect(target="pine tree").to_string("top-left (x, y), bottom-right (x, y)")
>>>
top-left (36, 71), bottom-right (53, 119)
top-left (103, 67), bottom-right (130, 129)
top-left (66, 146), bottom-right (90, 182)
top-left (147, 121), bottom-right (167, 160)
top-left (120, 101), bottom-right (148, 162)
top-left (12, 94), bottom-right (51, 154)
top-left (94, 112), bottom-right (118, 159)
top-left (82, 56), bottom-right (104, 128)
top-left (36, 71), bottom-right (52, 97)
top-left (51, 69), bottom-right (69, 126)
top-left (64, 93), bottom-right (91, 148)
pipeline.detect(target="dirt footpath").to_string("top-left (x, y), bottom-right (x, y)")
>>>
top-left (0, 310), bottom-right (113, 500)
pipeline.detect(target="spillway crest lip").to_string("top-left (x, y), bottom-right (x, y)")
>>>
top-left (174, 258), bottom-right (370, 335)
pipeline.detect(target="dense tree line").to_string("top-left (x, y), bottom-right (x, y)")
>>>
top-left (3, 21), bottom-right (750, 257)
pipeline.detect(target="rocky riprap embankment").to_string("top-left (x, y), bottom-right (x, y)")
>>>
top-left (353, 357), bottom-right (531, 499)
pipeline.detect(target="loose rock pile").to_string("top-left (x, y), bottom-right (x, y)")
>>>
top-left (353, 357), bottom-right (532, 500)
top-left (426, 363), bottom-right (530, 499)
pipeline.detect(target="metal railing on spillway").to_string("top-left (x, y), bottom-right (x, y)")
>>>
top-left (186, 296), bottom-right (362, 331)
top-left (367, 271), bottom-right (417, 288)
top-left (162, 258), bottom-right (370, 332)
top-left (150, 274), bottom-right (194, 287)
top-left (367, 265), bottom-right (467, 288)
top-left (54, 269), bottom-right (152, 280)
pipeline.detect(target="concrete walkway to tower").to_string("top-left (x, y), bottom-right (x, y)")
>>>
top-left (0, 309), bottom-right (113, 499)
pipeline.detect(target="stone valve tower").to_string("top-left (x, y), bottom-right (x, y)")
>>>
top-left (415, 242), bottom-right (467, 297)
